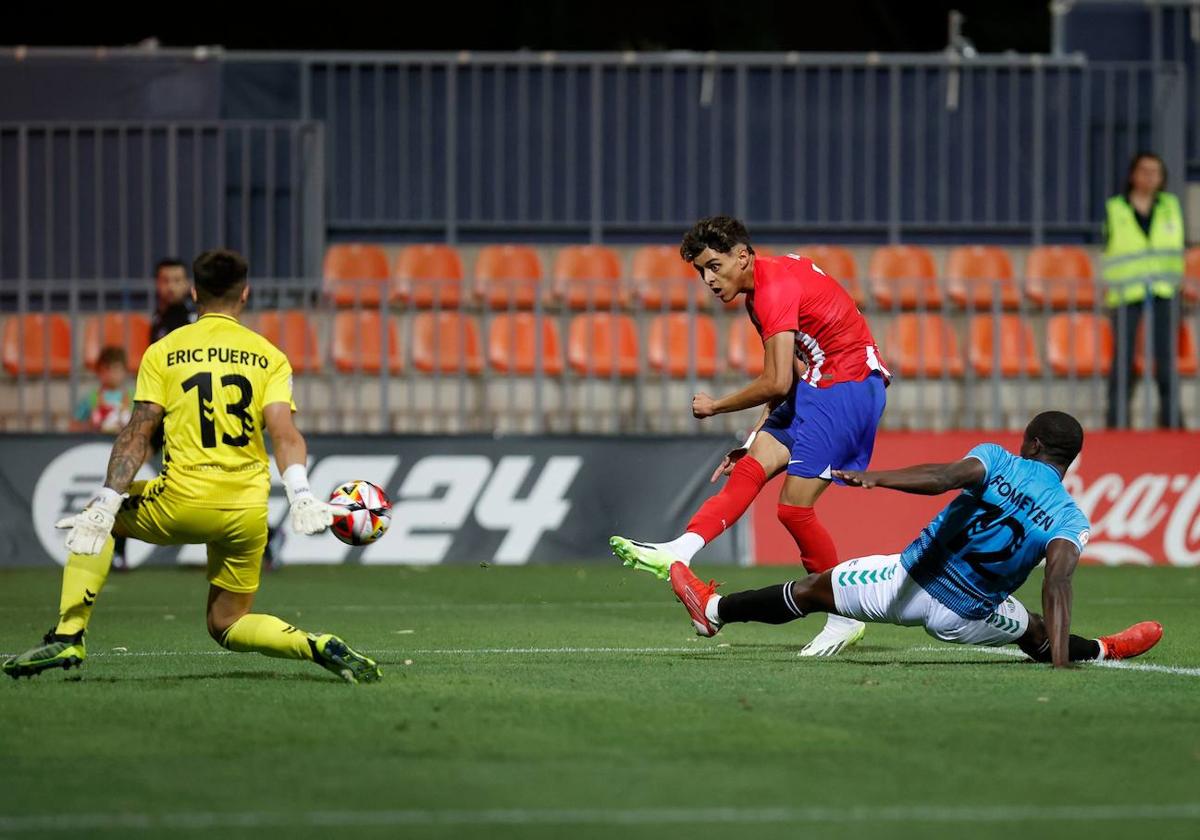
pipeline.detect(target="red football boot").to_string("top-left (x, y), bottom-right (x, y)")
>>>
top-left (669, 561), bottom-right (722, 637)
top-left (1098, 621), bottom-right (1163, 661)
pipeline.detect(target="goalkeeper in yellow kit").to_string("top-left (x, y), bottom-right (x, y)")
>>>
top-left (3, 250), bottom-right (381, 684)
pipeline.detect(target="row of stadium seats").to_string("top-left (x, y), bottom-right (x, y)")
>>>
top-left (324, 242), bottom-right (1200, 311)
top-left (6, 310), bottom-right (1195, 380)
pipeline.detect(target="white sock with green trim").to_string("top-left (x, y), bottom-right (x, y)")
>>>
top-left (659, 532), bottom-right (705, 564)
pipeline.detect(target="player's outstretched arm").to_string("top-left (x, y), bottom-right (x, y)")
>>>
top-left (693, 332), bottom-right (794, 418)
top-left (832, 458), bottom-right (986, 495)
top-left (1042, 539), bottom-right (1080, 669)
top-left (263, 403), bottom-right (342, 535)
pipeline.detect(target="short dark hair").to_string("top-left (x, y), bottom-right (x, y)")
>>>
top-left (192, 249), bottom-right (249, 305)
top-left (1025, 411), bottom-right (1084, 468)
top-left (155, 257), bottom-right (186, 276)
top-left (97, 345), bottom-right (127, 369)
top-left (680, 216), bottom-right (755, 263)
top-left (1124, 151), bottom-right (1167, 193)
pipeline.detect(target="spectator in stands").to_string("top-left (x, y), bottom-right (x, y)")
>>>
top-left (150, 258), bottom-right (195, 453)
top-left (151, 257), bottom-right (196, 342)
top-left (71, 345), bottom-right (134, 570)
top-left (1102, 151), bottom-right (1185, 429)
top-left (70, 346), bottom-right (133, 434)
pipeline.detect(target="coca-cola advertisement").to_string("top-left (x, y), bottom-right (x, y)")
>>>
top-left (751, 431), bottom-right (1200, 567)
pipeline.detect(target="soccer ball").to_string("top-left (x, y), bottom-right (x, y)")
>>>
top-left (328, 480), bottom-right (392, 546)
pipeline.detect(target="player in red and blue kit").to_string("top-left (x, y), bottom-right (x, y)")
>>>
top-left (611, 216), bottom-right (891, 656)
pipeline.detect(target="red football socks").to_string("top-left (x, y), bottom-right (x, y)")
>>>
top-left (685, 456), bottom-right (769, 543)
top-left (776, 503), bottom-right (839, 573)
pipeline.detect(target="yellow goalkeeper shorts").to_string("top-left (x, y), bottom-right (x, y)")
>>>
top-left (113, 477), bottom-right (268, 594)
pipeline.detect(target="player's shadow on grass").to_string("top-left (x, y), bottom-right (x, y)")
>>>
top-left (837, 658), bottom-right (1029, 667)
top-left (669, 642), bottom-right (1032, 667)
top-left (75, 670), bottom-right (339, 684)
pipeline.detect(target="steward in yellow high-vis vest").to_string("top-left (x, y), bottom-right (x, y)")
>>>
top-left (1102, 152), bottom-right (1184, 430)
top-left (1102, 191), bottom-right (1184, 306)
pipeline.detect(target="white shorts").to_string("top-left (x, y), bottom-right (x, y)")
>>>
top-left (831, 554), bottom-right (1030, 647)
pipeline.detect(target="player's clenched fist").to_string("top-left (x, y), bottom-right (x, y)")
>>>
top-left (55, 487), bottom-right (126, 555)
top-left (692, 392), bottom-right (716, 418)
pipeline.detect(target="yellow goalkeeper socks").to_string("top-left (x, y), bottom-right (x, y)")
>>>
top-left (219, 614), bottom-right (315, 661)
top-left (55, 537), bottom-right (115, 636)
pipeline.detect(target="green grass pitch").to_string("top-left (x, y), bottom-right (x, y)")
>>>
top-left (2, 563), bottom-right (1198, 839)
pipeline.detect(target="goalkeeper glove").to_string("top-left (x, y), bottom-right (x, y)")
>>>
top-left (55, 487), bottom-right (126, 555)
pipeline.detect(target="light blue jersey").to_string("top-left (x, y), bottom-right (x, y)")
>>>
top-left (900, 443), bottom-right (1091, 619)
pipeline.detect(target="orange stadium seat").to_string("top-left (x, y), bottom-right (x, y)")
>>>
top-left (946, 246), bottom-right (1019, 310)
top-left (1134, 321), bottom-right (1199, 377)
top-left (323, 244), bottom-right (390, 308)
top-left (553, 245), bottom-right (625, 311)
top-left (1184, 247), bottom-right (1200, 305)
top-left (331, 311), bottom-right (403, 373)
top-left (868, 245), bottom-right (942, 311)
top-left (632, 245), bottom-right (706, 311)
top-left (647, 314), bottom-right (718, 378)
top-left (1025, 246), bottom-right (1096, 310)
top-left (474, 245), bottom-right (545, 310)
top-left (411, 312), bottom-right (484, 374)
top-left (885, 314), bottom-right (963, 377)
top-left (392, 244), bottom-right (465, 310)
top-left (801, 245), bottom-right (864, 305)
top-left (82, 313), bottom-right (151, 371)
top-left (567, 313), bottom-right (640, 377)
top-left (3, 314), bottom-right (72, 377)
top-left (245, 311), bottom-right (322, 374)
top-left (727, 320), bottom-right (764, 376)
top-left (488, 313), bottom-right (564, 375)
top-left (1046, 314), bottom-right (1112, 376)
top-left (969, 315), bottom-right (1041, 377)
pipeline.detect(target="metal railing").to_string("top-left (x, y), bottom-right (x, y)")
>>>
top-left (0, 51), bottom-right (1185, 270)
top-left (2, 271), bottom-right (1196, 435)
top-left (1059, 0), bottom-right (1200, 173)
top-left (0, 121), bottom-right (325, 282)
top-left (289, 53), bottom-right (1180, 243)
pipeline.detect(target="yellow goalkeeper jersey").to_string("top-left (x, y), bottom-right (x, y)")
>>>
top-left (134, 312), bottom-right (296, 509)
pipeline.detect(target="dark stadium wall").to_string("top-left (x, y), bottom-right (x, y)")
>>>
top-left (0, 58), bottom-right (220, 120)
top-left (6, 1), bottom-right (1052, 53)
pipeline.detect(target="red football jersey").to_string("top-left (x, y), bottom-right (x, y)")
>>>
top-left (747, 254), bottom-right (890, 388)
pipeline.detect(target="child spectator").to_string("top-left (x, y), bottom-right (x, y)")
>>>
top-left (71, 346), bottom-right (134, 434)
top-left (72, 345), bottom-right (135, 569)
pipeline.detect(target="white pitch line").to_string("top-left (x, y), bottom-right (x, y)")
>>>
top-left (0, 646), bottom-right (721, 659)
top-left (0, 601), bottom-right (669, 612)
top-left (909, 644), bottom-right (1200, 678)
top-left (403, 646), bottom-right (716, 655)
top-left (4, 644), bottom-right (1198, 676)
top-left (0, 803), bottom-right (1197, 832)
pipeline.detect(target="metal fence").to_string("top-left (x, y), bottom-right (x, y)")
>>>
top-left (292, 53), bottom-right (1183, 243)
top-left (0, 121), bottom-right (325, 282)
top-left (1061, 0), bottom-right (1200, 174)
top-left (2, 270), bottom-right (1197, 435)
top-left (0, 52), bottom-right (1186, 271)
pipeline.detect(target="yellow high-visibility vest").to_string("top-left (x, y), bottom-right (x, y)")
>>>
top-left (1102, 191), bottom-right (1184, 306)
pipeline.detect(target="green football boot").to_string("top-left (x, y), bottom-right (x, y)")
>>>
top-left (3, 629), bottom-right (87, 679)
top-left (609, 536), bottom-right (678, 582)
top-left (309, 634), bottom-right (382, 684)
